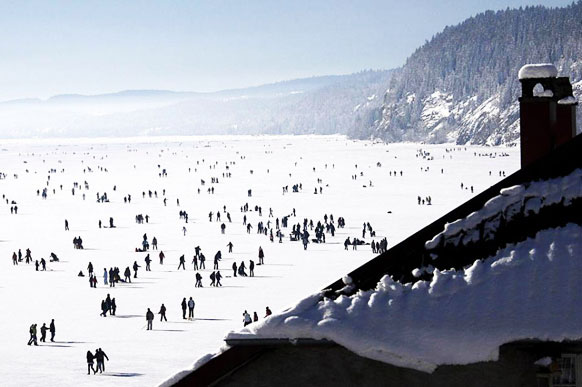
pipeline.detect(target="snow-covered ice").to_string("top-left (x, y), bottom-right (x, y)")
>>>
top-left (0, 135), bottom-right (518, 386)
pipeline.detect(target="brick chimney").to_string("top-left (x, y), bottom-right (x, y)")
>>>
top-left (518, 64), bottom-right (577, 168)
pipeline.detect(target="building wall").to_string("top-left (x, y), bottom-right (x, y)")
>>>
top-left (213, 344), bottom-right (541, 387)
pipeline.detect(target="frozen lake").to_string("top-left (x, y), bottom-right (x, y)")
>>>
top-left (0, 135), bottom-right (519, 386)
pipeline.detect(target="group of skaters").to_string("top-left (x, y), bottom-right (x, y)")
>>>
top-left (27, 319), bottom-right (56, 346)
top-left (242, 306), bottom-right (272, 327)
top-left (99, 294), bottom-right (117, 317)
top-left (82, 262), bottom-right (140, 288)
top-left (86, 348), bottom-right (109, 375)
top-left (145, 297), bottom-right (196, 330)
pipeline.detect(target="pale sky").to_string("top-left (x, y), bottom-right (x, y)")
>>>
top-left (0, 0), bottom-right (573, 100)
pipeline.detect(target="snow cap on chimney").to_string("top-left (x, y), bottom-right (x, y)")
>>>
top-left (518, 64), bottom-right (558, 80)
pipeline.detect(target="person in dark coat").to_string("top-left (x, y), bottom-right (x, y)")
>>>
top-left (87, 350), bottom-right (96, 374)
top-left (258, 247), bottom-right (264, 265)
top-left (249, 260), bottom-right (255, 277)
top-left (39, 323), bottom-right (48, 342)
top-left (146, 308), bottom-right (154, 330)
top-left (49, 319), bottom-right (56, 342)
top-left (178, 255), bottom-right (186, 270)
top-left (181, 297), bottom-right (187, 319)
top-left (145, 254), bottom-right (151, 271)
top-left (195, 272), bottom-right (203, 287)
top-left (187, 297), bottom-right (195, 320)
top-left (133, 261), bottom-right (140, 278)
top-left (27, 324), bottom-right (38, 346)
top-left (158, 304), bottom-right (167, 321)
top-left (232, 261), bottom-right (237, 277)
top-left (94, 348), bottom-right (109, 373)
top-left (216, 271), bottom-right (222, 286)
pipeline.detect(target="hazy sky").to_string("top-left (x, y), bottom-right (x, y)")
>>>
top-left (0, 0), bottom-right (573, 100)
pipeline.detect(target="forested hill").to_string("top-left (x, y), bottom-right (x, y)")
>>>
top-left (351, 2), bottom-right (582, 145)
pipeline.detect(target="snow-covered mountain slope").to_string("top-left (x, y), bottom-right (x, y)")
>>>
top-left (357, 2), bottom-right (582, 145)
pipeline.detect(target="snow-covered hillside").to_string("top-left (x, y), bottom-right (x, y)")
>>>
top-left (356, 2), bottom-right (582, 145)
top-left (0, 136), bottom-right (518, 386)
top-left (0, 70), bottom-right (391, 139)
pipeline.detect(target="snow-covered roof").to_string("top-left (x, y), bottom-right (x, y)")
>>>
top-left (558, 96), bottom-right (577, 105)
top-left (225, 169), bottom-right (582, 373)
top-left (227, 223), bottom-right (582, 372)
top-left (518, 64), bottom-right (558, 80)
top-left (425, 168), bottom-right (582, 249)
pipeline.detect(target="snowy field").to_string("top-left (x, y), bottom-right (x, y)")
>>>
top-left (0, 135), bottom-right (518, 387)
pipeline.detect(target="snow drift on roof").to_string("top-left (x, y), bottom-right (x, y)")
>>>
top-left (425, 168), bottom-right (582, 250)
top-left (227, 223), bottom-right (582, 373)
top-left (518, 64), bottom-right (558, 80)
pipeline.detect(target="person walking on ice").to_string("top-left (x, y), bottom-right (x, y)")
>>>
top-left (158, 304), bottom-right (167, 322)
top-left (27, 324), bottom-right (38, 346)
top-left (178, 254), bottom-right (186, 270)
top-left (40, 323), bottom-right (48, 342)
top-left (86, 350), bottom-right (96, 374)
top-left (94, 348), bottom-right (109, 374)
top-left (146, 308), bottom-right (154, 330)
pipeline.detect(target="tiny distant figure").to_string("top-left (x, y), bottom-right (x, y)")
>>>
top-left (210, 271), bottom-right (216, 286)
top-left (86, 350), bottom-right (96, 374)
top-left (216, 271), bottom-right (222, 286)
top-left (145, 254), bottom-right (151, 271)
top-left (182, 226), bottom-right (187, 236)
top-left (65, 219), bottom-right (69, 231)
top-left (195, 272), bottom-right (203, 287)
top-left (188, 297), bottom-right (195, 320)
top-left (258, 247), bottom-right (264, 265)
top-left (133, 261), bottom-right (140, 278)
top-left (265, 306), bottom-right (272, 317)
top-left (146, 308), bottom-right (154, 330)
top-left (49, 319), bottom-right (56, 342)
top-left (181, 298), bottom-right (187, 319)
top-left (158, 304), bottom-right (167, 322)
top-left (178, 255), bottom-right (186, 270)
top-left (159, 251), bottom-right (165, 264)
top-left (40, 323), bottom-right (48, 342)
top-left (27, 324), bottom-right (38, 346)
top-left (227, 241), bottom-right (233, 253)
top-left (232, 261), bottom-right (237, 277)
top-left (253, 312), bottom-right (259, 322)
top-left (249, 260), bottom-right (255, 277)
top-left (103, 268), bottom-right (108, 285)
top-left (243, 310), bottom-right (252, 327)
top-left (152, 237), bottom-right (158, 250)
